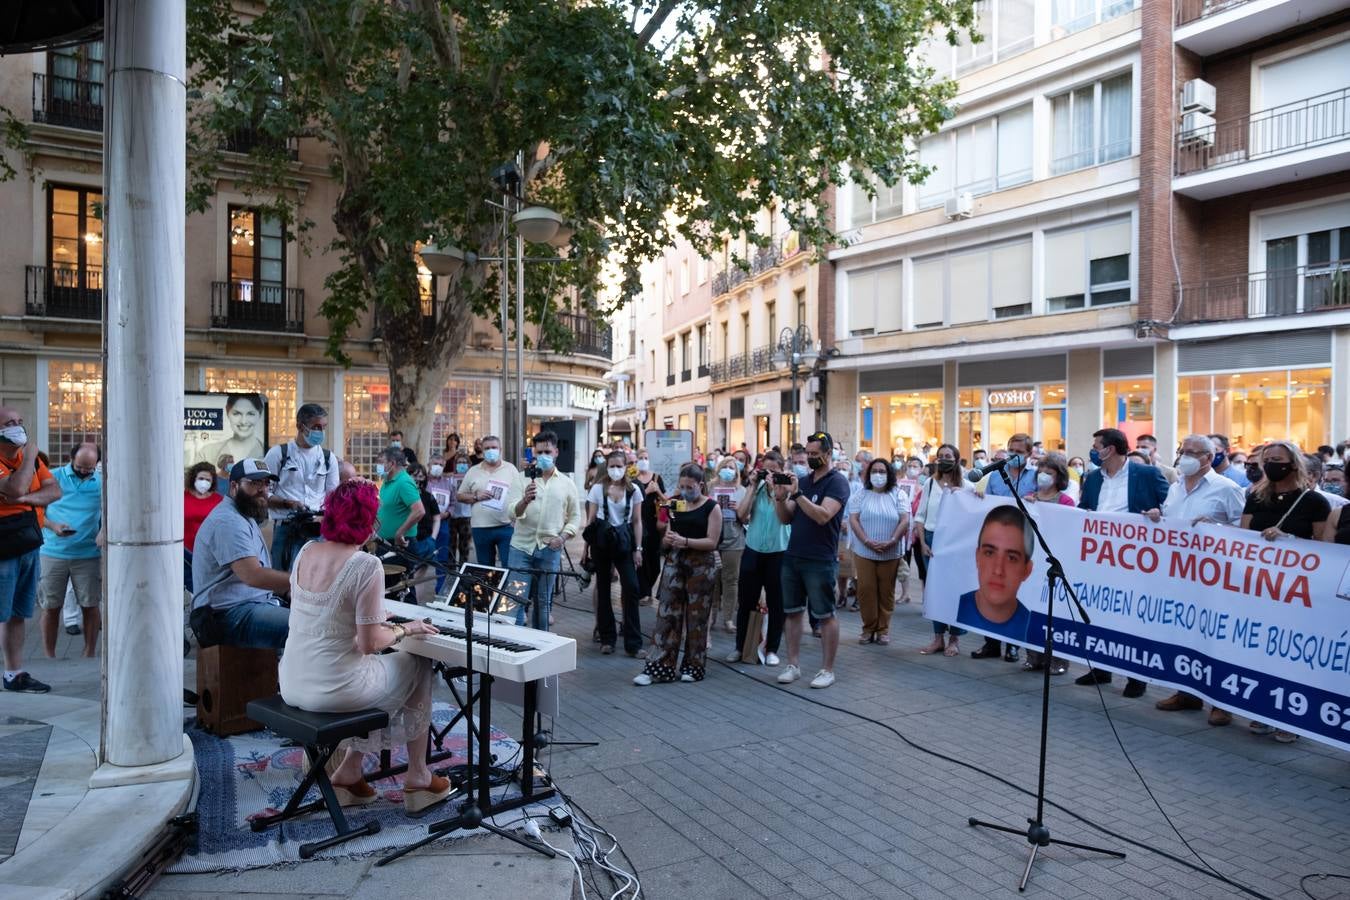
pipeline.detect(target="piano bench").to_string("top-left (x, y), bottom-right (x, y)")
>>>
top-left (245, 695), bottom-right (389, 859)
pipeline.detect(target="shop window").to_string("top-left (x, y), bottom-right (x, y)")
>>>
top-left (1176, 368), bottom-right (1330, 452)
top-left (343, 374), bottom-right (390, 474)
top-left (47, 360), bottom-right (103, 464)
top-left (1102, 378), bottom-right (1155, 443)
top-left (859, 391), bottom-right (943, 458)
top-left (204, 366), bottom-right (297, 447)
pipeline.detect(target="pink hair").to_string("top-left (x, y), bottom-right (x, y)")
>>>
top-left (320, 479), bottom-right (380, 545)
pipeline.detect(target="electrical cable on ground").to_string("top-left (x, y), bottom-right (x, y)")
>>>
top-left (710, 656), bottom-right (1345, 900)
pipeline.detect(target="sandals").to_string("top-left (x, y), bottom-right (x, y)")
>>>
top-left (403, 775), bottom-right (452, 814)
top-left (943, 638), bottom-right (960, 657)
top-left (332, 780), bottom-right (378, 808)
top-left (919, 636), bottom-right (945, 655)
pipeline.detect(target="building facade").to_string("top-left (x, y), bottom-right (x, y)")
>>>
top-left (825, 0), bottom-right (1350, 461)
top-left (0, 42), bottom-right (612, 475)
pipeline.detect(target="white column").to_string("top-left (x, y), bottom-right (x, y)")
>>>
top-left (101, 0), bottom-right (188, 770)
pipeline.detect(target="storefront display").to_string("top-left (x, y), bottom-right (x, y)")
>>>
top-left (1103, 377), bottom-right (1155, 445)
top-left (859, 390), bottom-right (943, 458)
top-left (958, 384), bottom-right (1066, 454)
top-left (1177, 368), bottom-right (1331, 452)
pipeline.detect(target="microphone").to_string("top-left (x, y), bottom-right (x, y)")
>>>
top-left (979, 453), bottom-right (1025, 474)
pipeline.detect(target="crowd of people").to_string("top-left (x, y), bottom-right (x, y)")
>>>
top-left (4, 393), bottom-right (1350, 769)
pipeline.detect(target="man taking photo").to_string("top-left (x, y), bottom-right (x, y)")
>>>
top-left (264, 403), bottom-right (339, 573)
top-left (774, 431), bottom-right (850, 689)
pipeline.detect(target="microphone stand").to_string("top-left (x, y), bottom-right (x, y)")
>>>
top-left (966, 467), bottom-right (1125, 890)
top-left (373, 540), bottom-right (555, 866)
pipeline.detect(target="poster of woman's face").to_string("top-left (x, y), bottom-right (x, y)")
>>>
top-left (185, 391), bottom-right (270, 470)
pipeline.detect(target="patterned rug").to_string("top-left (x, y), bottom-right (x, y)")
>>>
top-left (171, 702), bottom-right (558, 871)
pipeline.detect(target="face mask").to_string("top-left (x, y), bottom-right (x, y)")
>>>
top-left (1006, 453), bottom-right (1025, 471)
top-left (456, 462), bottom-right (468, 474)
top-left (429, 464), bottom-right (444, 477)
top-left (390, 440), bottom-right (402, 449)
top-left (792, 463), bottom-right (810, 479)
top-left (973, 457), bottom-right (986, 469)
top-left (907, 465), bottom-right (922, 478)
top-left (681, 487), bottom-right (701, 503)
top-left (892, 460), bottom-right (904, 471)
top-left (869, 473), bottom-right (888, 488)
top-left (1176, 455), bottom-right (1202, 478)
top-left (1072, 464), bottom-right (1084, 476)
top-left (307, 429), bottom-right (325, 447)
top-left (718, 468), bottom-right (736, 482)
top-left (194, 477), bottom-right (214, 493)
top-left (735, 460), bottom-right (745, 471)
top-left (0, 425), bottom-right (27, 447)
top-left (1212, 451), bottom-right (1225, 467)
top-left (1036, 472), bottom-right (1055, 489)
top-left (1324, 483), bottom-right (1345, 496)
top-left (1244, 464), bottom-right (1262, 482)
top-left (483, 448), bottom-right (501, 464)
top-left (936, 459), bottom-right (955, 473)
top-left (375, 464), bottom-right (386, 478)
top-left (851, 461), bottom-right (862, 475)
top-left (593, 455), bottom-right (605, 466)
top-left (1089, 448), bottom-right (1104, 467)
top-left (636, 459), bottom-right (651, 473)
top-left (608, 466), bottom-right (626, 480)
top-left (807, 456), bottom-right (825, 471)
top-left (537, 454), bottom-right (556, 471)
top-left (1262, 460), bottom-right (1293, 483)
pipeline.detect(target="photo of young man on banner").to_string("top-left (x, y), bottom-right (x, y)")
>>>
top-left (925, 490), bottom-right (1350, 752)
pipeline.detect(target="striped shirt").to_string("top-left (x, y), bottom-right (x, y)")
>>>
top-left (846, 487), bottom-right (909, 561)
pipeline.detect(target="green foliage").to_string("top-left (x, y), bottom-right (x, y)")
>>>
top-left (185, 0), bottom-right (970, 426)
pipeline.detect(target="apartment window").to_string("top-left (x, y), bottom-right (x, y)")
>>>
top-left (720, 321), bottom-right (729, 358)
top-left (1253, 41), bottom-right (1350, 157)
top-left (1045, 218), bottom-right (1132, 311)
top-left (228, 206), bottom-right (285, 303)
top-left (680, 331), bottom-right (692, 380)
top-left (766, 301), bottom-right (777, 341)
top-left (917, 105), bottom-right (1033, 209)
top-left (850, 171), bottom-right (905, 227)
top-left (956, 0), bottom-right (1035, 73)
top-left (1052, 0), bottom-right (1137, 36)
top-left (696, 255), bottom-right (708, 284)
top-left (666, 339), bottom-right (676, 384)
top-left (224, 42), bottom-right (287, 154)
top-left (43, 41), bottom-right (104, 130)
top-left (697, 324), bottom-right (709, 369)
top-left (47, 185), bottom-right (103, 305)
top-left (741, 312), bottom-right (751, 352)
top-left (680, 258), bottom-right (690, 295)
top-left (847, 264), bottom-right (903, 336)
top-left (795, 288), bottom-right (807, 327)
top-left (1263, 224), bottom-right (1350, 315)
top-left (912, 239), bottom-right (1033, 325)
top-left (1051, 74), bottom-right (1131, 175)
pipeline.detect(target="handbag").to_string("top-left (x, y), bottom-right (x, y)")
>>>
top-left (0, 509), bottom-right (43, 560)
top-left (740, 606), bottom-right (766, 664)
top-left (584, 486), bottom-right (635, 554)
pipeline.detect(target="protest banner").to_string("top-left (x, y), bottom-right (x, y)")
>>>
top-left (925, 490), bottom-right (1350, 751)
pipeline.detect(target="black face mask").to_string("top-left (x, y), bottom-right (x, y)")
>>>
top-left (1262, 461), bottom-right (1294, 483)
top-left (1244, 463), bottom-right (1263, 482)
top-left (936, 459), bottom-right (956, 472)
top-left (807, 456), bottom-right (826, 470)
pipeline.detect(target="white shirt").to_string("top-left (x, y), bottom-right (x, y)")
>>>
top-left (587, 481), bottom-right (640, 526)
top-left (1097, 464), bottom-right (1131, 514)
top-left (1317, 488), bottom-right (1349, 509)
top-left (1161, 470), bottom-right (1246, 525)
top-left (264, 441), bottom-right (339, 520)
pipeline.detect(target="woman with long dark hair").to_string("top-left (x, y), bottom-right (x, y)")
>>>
top-left (725, 450), bottom-right (790, 665)
top-left (913, 443), bottom-right (971, 657)
top-left (633, 447), bottom-right (667, 603)
top-left (583, 449), bottom-right (644, 657)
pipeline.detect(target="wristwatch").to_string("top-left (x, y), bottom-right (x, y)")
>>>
top-left (791, 490), bottom-right (804, 501)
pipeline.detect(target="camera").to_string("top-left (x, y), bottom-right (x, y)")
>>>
top-left (771, 472), bottom-right (793, 485)
top-left (523, 464), bottom-right (542, 479)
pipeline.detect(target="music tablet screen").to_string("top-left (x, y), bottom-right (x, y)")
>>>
top-left (443, 563), bottom-right (510, 612)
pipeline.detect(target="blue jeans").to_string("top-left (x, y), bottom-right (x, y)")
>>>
top-left (0, 547), bottom-right (39, 621)
top-left (216, 600), bottom-right (290, 650)
top-left (472, 525), bottom-right (514, 568)
top-left (507, 544), bottom-right (561, 629)
top-left (434, 524), bottom-right (452, 592)
top-left (270, 520), bottom-right (313, 575)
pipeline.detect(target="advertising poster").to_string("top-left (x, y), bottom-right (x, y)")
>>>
top-left (644, 429), bottom-right (694, 491)
top-left (185, 391), bottom-right (270, 470)
top-left (925, 490), bottom-right (1350, 750)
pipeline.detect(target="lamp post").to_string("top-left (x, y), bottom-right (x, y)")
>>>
top-left (775, 324), bottom-right (816, 446)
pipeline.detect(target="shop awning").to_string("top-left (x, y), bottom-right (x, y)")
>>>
top-left (608, 418), bottom-right (633, 433)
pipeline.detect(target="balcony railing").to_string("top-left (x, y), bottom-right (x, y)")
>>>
top-left (25, 265), bottom-right (102, 319)
top-left (1176, 88), bottom-right (1350, 176)
top-left (1174, 262), bottom-right (1350, 323)
top-left (1175, 0), bottom-right (1251, 26)
top-left (708, 344), bottom-right (779, 385)
top-left (210, 281), bottom-right (305, 333)
top-left (32, 74), bottom-right (103, 132)
top-left (222, 123), bottom-right (300, 160)
top-left (551, 312), bottom-right (612, 358)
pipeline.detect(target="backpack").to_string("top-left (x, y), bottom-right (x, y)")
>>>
top-left (278, 442), bottom-right (334, 480)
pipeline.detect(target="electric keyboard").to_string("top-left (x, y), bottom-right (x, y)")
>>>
top-left (382, 599), bottom-right (577, 684)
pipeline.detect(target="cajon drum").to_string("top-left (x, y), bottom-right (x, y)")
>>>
top-left (196, 644), bottom-right (280, 736)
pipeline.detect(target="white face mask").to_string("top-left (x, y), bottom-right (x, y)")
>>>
top-left (607, 466), bottom-right (626, 481)
top-left (429, 464), bottom-right (444, 477)
top-left (869, 473), bottom-right (888, 488)
top-left (636, 459), bottom-right (651, 473)
top-left (907, 465), bottom-right (921, 478)
top-left (0, 425), bottom-right (27, 447)
top-left (1176, 455), bottom-right (1202, 477)
top-left (1036, 471), bottom-right (1055, 489)
top-left (194, 477), bottom-right (214, 494)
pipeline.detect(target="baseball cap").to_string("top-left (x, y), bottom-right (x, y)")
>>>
top-left (230, 458), bottom-right (279, 482)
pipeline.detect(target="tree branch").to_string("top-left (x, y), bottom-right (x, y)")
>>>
top-left (635, 0), bottom-right (679, 48)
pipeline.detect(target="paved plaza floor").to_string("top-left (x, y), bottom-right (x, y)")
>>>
top-left (3, 554), bottom-right (1349, 899)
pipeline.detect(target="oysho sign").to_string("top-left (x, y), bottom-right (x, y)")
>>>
top-left (987, 388), bottom-right (1036, 407)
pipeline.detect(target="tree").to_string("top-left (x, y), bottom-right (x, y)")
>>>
top-left (185, 0), bottom-right (971, 457)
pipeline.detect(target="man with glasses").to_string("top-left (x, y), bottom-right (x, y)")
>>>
top-left (38, 443), bottom-right (103, 658)
top-left (190, 459), bottom-right (291, 650)
top-left (1144, 434), bottom-right (1245, 723)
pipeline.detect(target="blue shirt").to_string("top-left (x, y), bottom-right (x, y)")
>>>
top-left (191, 497), bottom-right (277, 611)
top-left (1220, 465), bottom-right (1250, 488)
top-left (786, 468), bottom-right (851, 561)
top-left (40, 464), bottom-right (102, 560)
top-left (985, 467), bottom-right (1038, 498)
top-left (956, 589), bottom-right (1031, 643)
top-left (744, 483), bottom-right (790, 554)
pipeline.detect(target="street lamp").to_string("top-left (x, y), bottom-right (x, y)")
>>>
top-left (774, 324), bottom-right (817, 446)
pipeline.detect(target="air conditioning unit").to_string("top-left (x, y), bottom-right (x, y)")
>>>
top-left (1179, 111), bottom-right (1216, 146)
top-left (1181, 79), bottom-right (1216, 115)
top-left (944, 192), bottom-right (973, 219)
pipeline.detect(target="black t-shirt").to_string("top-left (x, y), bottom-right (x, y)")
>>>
top-left (638, 474), bottom-right (667, 531)
top-left (415, 489), bottom-right (441, 540)
top-left (786, 468), bottom-right (851, 561)
top-left (671, 497), bottom-right (716, 541)
top-left (1242, 489), bottom-right (1330, 539)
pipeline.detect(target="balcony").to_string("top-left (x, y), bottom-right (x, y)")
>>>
top-left (25, 265), bottom-right (102, 320)
top-left (1174, 0), bottom-right (1348, 56)
top-left (1174, 88), bottom-right (1350, 199)
top-left (222, 123), bottom-right (300, 160)
top-left (551, 312), bottom-right (612, 358)
top-left (210, 281), bottom-right (305, 333)
top-left (708, 344), bottom-right (780, 386)
top-left (31, 74), bottom-right (103, 132)
top-left (1174, 263), bottom-right (1350, 324)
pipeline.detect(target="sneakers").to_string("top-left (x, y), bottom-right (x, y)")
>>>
top-left (679, 673), bottom-right (696, 683)
top-left (809, 669), bottom-right (835, 689)
top-left (3, 672), bottom-right (51, 694)
top-left (633, 673), bottom-right (653, 686)
top-left (776, 664), bottom-right (801, 684)
top-left (764, 652), bottom-right (780, 666)
top-left (724, 650), bottom-right (743, 663)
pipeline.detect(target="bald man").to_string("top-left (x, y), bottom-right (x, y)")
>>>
top-left (0, 406), bottom-right (62, 692)
top-left (39, 443), bottom-right (104, 658)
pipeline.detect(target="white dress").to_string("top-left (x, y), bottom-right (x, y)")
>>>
top-left (279, 545), bottom-right (432, 751)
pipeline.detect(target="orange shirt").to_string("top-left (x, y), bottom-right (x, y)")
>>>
top-left (0, 449), bottom-right (50, 518)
